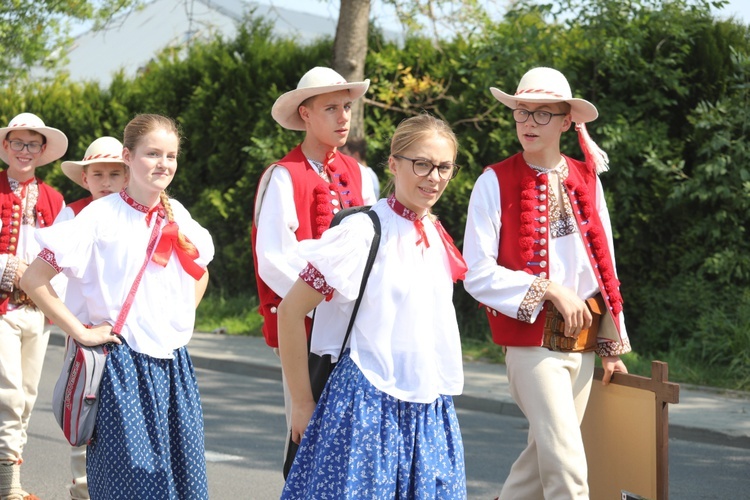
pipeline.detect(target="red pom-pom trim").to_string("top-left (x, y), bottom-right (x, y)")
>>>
top-left (519, 237), bottom-right (534, 249)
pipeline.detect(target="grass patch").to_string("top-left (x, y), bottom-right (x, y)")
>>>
top-left (196, 292), bottom-right (263, 336)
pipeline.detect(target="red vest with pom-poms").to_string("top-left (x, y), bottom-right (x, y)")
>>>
top-left (0, 170), bottom-right (63, 314)
top-left (250, 145), bottom-right (364, 348)
top-left (482, 153), bottom-right (622, 347)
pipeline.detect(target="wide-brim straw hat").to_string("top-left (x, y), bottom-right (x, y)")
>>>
top-left (272, 67), bottom-right (370, 131)
top-left (490, 67), bottom-right (598, 124)
top-left (0, 112), bottom-right (68, 166)
top-left (61, 136), bottom-right (125, 188)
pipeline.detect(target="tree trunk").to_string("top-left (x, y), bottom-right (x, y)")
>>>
top-left (333, 0), bottom-right (371, 141)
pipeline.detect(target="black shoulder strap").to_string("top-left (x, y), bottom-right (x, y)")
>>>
top-left (337, 210), bottom-right (381, 358)
top-left (330, 205), bottom-right (372, 228)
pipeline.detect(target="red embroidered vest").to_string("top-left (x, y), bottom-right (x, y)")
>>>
top-left (483, 153), bottom-right (623, 347)
top-left (0, 170), bottom-right (64, 314)
top-left (251, 145), bottom-right (365, 347)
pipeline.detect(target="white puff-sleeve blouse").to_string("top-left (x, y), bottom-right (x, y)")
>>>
top-left (297, 198), bottom-right (464, 404)
top-left (35, 191), bottom-right (214, 359)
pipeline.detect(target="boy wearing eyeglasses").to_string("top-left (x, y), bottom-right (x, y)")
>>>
top-left (0, 112), bottom-right (67, 500)
top-left (463, 67), bottom-right (631, 499)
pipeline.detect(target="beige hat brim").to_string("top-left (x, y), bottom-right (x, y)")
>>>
top-left (271, 80), bottom-right (370, 131)
top-left (490, 87), bottom-right (598, 124)
top-left (61, 157), bottom-right (126, 188)
top-left (0, 126), bottom-right (68, 167)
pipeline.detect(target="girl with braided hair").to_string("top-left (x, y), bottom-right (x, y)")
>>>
top-left (21, 114), bottom-right (214, 499)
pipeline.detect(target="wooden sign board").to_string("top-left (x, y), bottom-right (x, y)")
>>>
top-left (581, 361), bottom-right (679, 500)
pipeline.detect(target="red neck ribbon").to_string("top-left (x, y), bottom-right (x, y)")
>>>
top-left (151, 221), bottom-right (205, 280)
top-left (435, 220), bottom-right (467, 283)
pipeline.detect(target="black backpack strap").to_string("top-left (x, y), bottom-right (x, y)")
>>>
top-left (330, 205), bottom-right (372, 228)
top-left (337, 210), bottom-right (381, 358)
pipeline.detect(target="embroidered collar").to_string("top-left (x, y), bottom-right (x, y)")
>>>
top-left (526, 157), bottom-right (566, 175)
top-left (120, 190), bottom-right (165, 224)
top-left (307, 157), bottom-right (324, 174)
top-left (120, 189), bottom-right (150, 213)
top-left (387, 194), bottom-right (424, 222)
top-left (388, 194), bottom-right (431, 247)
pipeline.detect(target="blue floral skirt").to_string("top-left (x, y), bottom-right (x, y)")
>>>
top-left (282, 352), bottom-right (466, 499)
top-left (87, 341), bottom-right (208, 500)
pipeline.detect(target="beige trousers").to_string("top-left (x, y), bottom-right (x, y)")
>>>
top-left (0, 306), bottom-right (47, 462)
top-left (499, 347), bottom-right (595, 500)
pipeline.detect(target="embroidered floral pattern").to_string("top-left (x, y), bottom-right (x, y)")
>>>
top-left (0, 255), bottom-right (17, 292)
top-left (300, 263), bottom-right (334, 297)
top-left (387, 194), bottom-right (418, 221)
top-left (547, 170), bottom-right (577, 238)
top-left (9, 178), bottom-right (39, 225)
top-left (38, 248), bottom-right (62, 272)
top-left (120, 190), bottom-right (149, 213)
top-left (518, 277), bottom-right (550, 323)
top-left (597, 337), bottom-right (632, 357)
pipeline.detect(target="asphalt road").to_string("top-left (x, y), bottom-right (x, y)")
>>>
top-left (20, 344), bottom-right (750, 499)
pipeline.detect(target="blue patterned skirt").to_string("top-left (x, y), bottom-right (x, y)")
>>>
top-left (282, 353), bottom-right (466, 499)
top-left (87, 341), bottom-right (208, 500)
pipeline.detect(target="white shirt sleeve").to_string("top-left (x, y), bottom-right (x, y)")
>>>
top-left (54, 206), bottom-right (75, 224)
top-left (254, 166), bottom-right (308, 299)
top-left (463, 169), bottom-right (540, 320)
top-left (359, 163), bottom-right (378, 205)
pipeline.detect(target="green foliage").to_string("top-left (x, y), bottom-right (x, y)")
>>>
top-left (2, 0), bottom-right (749, 389)
top-left (195, 292), bottom-right (263, 336)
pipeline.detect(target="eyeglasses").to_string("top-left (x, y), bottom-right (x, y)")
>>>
top-left (512, 108), bottom-right (567, 126)
top-left (7, 140), bottom-right (43, 154)
top-left (393, 154), bottom-right (460, 180)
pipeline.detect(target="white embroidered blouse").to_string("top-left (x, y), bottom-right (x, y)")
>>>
top-left (297, 198), bottom-right (464, 404)
top-left (35, 191), bottom-right (214, 359)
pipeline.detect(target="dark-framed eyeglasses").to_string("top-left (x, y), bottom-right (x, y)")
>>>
top-left (7, 140), bottom-right (43, 154)
top-left (512, 108), bottom-right (567, 126)
top-left (393, 154), bottom-right (460, 180)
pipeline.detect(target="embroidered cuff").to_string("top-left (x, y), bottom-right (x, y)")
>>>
top-left (518, 277), bottom-right (551, 323)
top-left (299, 263), bottom-right (334, 298)
top-left (1, 255), bottom-right (18, 292)
top-left (596, 337), bottom-right (632, 357)
top-left (38, 248), bottom-right (62, 273)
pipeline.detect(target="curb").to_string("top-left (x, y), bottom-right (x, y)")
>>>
top-left (47, 332), bottom-right (750, 450)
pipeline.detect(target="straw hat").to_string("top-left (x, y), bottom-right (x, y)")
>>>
top-left (0, 112), bottom-right (68, 166)
top-left (491, 67), bottom-right (609, 173)
top-left (271, 67), bottom-right (370, 131)
top-left (490, 67), bottom-right (598, 124)
top-left (61, 136), bottom-right (125, 188)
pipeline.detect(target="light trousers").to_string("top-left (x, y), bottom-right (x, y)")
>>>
top-left (499, 346), bottom-right (594, 500)
top-left (0, 307), bottom-right (47, 462)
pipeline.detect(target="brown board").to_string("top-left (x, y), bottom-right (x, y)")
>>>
top-left (581, 361), bottom-right (679, 500)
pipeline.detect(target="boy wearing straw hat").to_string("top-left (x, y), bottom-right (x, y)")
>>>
top-left (251, 66), bottom-right (375, 462)
top-left (57, 136), bottom-right (128, 223)
top-left (55, 136), bottom-right (128, 500)
top-left (0, 112), bottom-right (67, 500)
top-left (463, 67), bottom-right (631, 499)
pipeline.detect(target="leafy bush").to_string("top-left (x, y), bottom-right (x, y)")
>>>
top-left (1, 0), bottom-right (749, 388)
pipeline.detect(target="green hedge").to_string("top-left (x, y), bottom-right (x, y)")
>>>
top-left (2, 1), bottom-right (748, 382)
